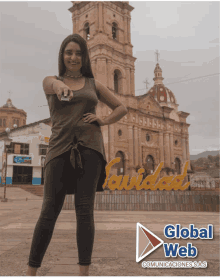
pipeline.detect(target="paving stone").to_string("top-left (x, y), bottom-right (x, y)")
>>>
top-left (0, 246), bottom-right (17, 251)
top-left (56, 257), bottom-right (78, 265)
top-left (45, 273), bottom-right (77, 276)
top-left (51, 239), bottom-right (73, 243)
top-left (46, 264), bottom-right (78, 275)
top-left (92, 249), bottom-right (117, 258)
top-left (0, 241), bottom-right (22, 246)
top-left (116, 250), bottom-right (136, 259)
top-left (59, 251), bottom-right (79, 258)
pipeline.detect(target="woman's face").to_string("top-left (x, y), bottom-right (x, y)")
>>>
top-left (63, 41), bottom-right (82, 73)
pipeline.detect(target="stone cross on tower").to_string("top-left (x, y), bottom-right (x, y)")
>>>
top-left (155, 49), bottom-right (160, 63)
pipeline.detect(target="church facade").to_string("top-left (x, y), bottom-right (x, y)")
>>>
top-left (68, 1), bottom-right (191, 178)
top-left (0, 98), bottom-right (27, 134)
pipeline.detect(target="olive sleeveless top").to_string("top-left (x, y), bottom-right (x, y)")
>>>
top-left (44, 77), bottom-right (107, 194)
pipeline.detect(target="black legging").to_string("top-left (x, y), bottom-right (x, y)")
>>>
top-left (27, 145), bottom-right (103, 268)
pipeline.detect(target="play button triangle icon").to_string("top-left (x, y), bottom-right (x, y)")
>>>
top-left (136, 222), bottom-right (164, 263)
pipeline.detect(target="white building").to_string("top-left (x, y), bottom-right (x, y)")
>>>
top-left (0, 118), bottom-right (51, 186)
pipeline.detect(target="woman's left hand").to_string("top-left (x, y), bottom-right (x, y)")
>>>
top-left (83, 113), bottom-right (105, 126)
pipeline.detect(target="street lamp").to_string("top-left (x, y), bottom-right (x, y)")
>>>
top-left (1, 129), bottom-right (12, 202)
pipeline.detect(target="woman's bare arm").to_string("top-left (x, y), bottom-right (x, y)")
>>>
top-left (95, 80), bottom-right (128, 125)
top-left (43, 76), bottom-right (73, 101)
top-left (43, 76), bottom-right (59, 94)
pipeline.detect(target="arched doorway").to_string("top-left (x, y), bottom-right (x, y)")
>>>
top-left (115, 151), bottom-right (125, 175)
top-left (144, 155), bottom-right (154, 174)
top-left (175, 157), bottom-right (181, 174)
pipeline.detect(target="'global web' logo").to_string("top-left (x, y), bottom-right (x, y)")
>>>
top-left (136, 223), bottom-right (213, 263)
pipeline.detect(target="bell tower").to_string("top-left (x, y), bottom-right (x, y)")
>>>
top-left (68, 1), bottom-right (136, 96)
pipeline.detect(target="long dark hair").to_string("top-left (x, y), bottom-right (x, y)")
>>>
top-left (58, 34), bottom-right (94, 78)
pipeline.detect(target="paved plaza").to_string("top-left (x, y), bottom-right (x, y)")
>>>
top-left (0, 187), bottom-right (219, 276)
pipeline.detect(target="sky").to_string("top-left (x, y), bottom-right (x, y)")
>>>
top-left (0, 1), bottom-right (219, 156)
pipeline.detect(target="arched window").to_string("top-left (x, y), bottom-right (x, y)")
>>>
top-left (114, 72), bottom-right (119, 93)
top-left (84, 22), bottom-right (90, 40)
top-left (118, 129), bottom-right (122, 136)
top-left (144, 155), bottom-right (154, 174)
top-left (175, 157), bottom-right (181, 175)
top-left (113, 69), bottom-right (122, 94)
top-left (115, 151), bottom-right (125, 175)
top-left (146, 134), bottom-right (150, 142)
top-left (13, 119), bottom-right (19, 127)
top-left (112, 22), bottom-right (118, 40)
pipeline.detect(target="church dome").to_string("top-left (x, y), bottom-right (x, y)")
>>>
top-left (1, 98), bottom-right (17, 109)
top-left (148, 84), bottom-right (177, 104)
top-left (0, 97), bottom-right (27, 133)
top-left (147, 63), bottom-right (177, 105)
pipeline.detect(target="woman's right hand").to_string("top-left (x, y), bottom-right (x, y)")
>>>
top-left (52, 80), bottom-right (74, 101)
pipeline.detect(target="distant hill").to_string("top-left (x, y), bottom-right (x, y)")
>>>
top-left (190, 150), bottom-right (219, 160)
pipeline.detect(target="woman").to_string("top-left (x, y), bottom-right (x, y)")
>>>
top-left (26, 34), bottom-right (127, 276)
